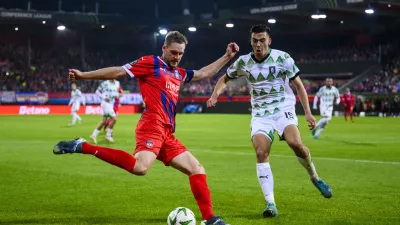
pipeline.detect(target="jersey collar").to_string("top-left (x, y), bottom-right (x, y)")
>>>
top-left (158, 56), bottom-right (174, 71)
top-left (251, 48), bottom-right (272, 64)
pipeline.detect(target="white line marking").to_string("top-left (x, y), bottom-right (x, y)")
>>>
top-left (190, 149), bottom-right (400, 165)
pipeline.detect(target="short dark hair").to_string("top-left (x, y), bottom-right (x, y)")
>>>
top-left (164, 31), bottom-right (188, 47)
top-left (250, 24), bottom-right (271, 36)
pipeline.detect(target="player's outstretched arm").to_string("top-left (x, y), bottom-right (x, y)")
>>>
top-left (292, 77), bottom-right (316, 130)
top-left (191, 43), bottom-right (239, 82)
top-left (207, 74), bottom-right (230, 107)
top-left (69, 67), bottom-right (128, 82)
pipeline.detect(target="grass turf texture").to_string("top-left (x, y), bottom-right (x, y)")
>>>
top-left (1, 114), bottom-right (399, 225)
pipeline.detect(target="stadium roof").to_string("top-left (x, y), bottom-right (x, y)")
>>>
top-left (1, 0), bottom-right (400, 37)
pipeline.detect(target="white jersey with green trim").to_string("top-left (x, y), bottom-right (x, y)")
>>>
top-left (226, 49), bottom-right (300, 118)
top-left (96, 80), bottom-right (120, 105)
top-left (70, 89), bottom-right (83, 106)
top-left (316, 85), bottom-right (340, 111)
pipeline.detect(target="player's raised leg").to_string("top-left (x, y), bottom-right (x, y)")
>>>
top-left (169, 151), bottom-right (230, 225)
top-left (283, 125), bottom-right (332, 198)
top-left (252, 132), bottom-right (278, 217)
top-left (52, 138), bottom-right (158, 176)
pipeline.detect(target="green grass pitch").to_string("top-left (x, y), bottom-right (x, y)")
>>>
top-left (1, 114), bottom-right (399, 225)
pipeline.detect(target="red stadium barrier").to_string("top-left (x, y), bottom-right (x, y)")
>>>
top-left (0, 105), bottom-right (141, 115)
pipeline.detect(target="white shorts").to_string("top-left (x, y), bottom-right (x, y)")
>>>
top-left (71, 103), bottom-right (80, 112)
top-left (251, 108), bottom-right (298, 142)
top-left (101, 102), bottom-right (116, 118)
top-left (320, 106), bottom-right (333, 120)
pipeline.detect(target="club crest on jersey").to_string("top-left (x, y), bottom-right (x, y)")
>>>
top-left (269, 66), bottom-right (276, 74)
top-left (145, 140), bottom-right (154, 148)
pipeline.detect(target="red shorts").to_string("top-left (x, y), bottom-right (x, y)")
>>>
top-left (134, 119), bottom-right (187, 166)
top-left (344, 105), bottom-right (354, 111)
top-left (113, 106), bottom-right (119, 114)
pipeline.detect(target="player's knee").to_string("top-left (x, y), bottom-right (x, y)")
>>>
top-left (133, 165), bottom-right (150, 176)
top-left (255, 147), bottom-right (269, 161)
top-left (187, 164), bottom-right (205, 176)
top-left (287, 139), bottom-right (303, 151)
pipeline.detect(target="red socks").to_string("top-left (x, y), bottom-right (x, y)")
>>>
top-left (350, 112), bottom-right (353, 121)
top-left (81, 144), bottom-right (214, 220)
top-left (82, 143), bottom-right (136, 173)
top-left (189, 174), bottom-right (215, 221)
top-left (344, 112), bottom-right (348, 121)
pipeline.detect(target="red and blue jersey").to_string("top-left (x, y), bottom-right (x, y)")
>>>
top-left (122, 55), bottom-right (194, 132)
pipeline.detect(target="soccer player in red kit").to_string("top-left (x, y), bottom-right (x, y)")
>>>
top-left (341, 88), bottom-right (356, 122)
top-left (53, 31), bottom-right (238, 225)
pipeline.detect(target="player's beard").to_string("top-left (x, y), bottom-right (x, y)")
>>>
top-left (169, 60), bottom-right (179, 68)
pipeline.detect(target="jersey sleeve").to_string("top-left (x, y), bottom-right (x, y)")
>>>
top-left (122, 56), bottom-right (153, 78)
top-left (283, 53), bottom-right (300, 80)
top-left (226, 57), bottom-right (246, 79)
top-left (179, 68), bottom-right (194, 83)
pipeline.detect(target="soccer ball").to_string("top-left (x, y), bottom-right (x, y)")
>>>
top-left (167, 207), bottom-right (196, 225)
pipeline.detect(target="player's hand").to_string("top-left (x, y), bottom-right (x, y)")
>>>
top-left (206, 96), bottom-right (218, 108)
top-left (69, 69), bottom-right (84, 82)
top-left (105, 98), bottom-right (110, 103)
top-left (305, 112), bottom-right (316, 130)
top-left (225, 42), bottom-right (239, 59)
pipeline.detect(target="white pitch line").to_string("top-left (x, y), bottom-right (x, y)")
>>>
top-left (190, 149), bottom-right (400, 165)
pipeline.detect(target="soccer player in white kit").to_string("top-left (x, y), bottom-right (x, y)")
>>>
top-left (207, 24), bottom-right (332, 218)
top-left (68, 83), bottom-right (85, 126)
top-left (312, 78), bottom-right (341, 139)
top-left (90, 79), bottom-right (121, 143)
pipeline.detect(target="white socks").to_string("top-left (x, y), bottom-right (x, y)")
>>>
top-left (91, 129), bottom-right (100, 138)
top-left (315, 128), bottom-right (324, 137)
top-left (256, 156), bottom-right (318, 205)
top-left (106, 128), bottom-right (113, 137)
top-left (256, 162), bottom-right (275, 204)
top-left (297, 154), bottom-right (318, 180)
top-left (315, 118), bottom-right (328, 129)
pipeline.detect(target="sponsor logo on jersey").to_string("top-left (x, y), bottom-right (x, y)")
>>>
top-left (166, 81), bottom-right (180, 96)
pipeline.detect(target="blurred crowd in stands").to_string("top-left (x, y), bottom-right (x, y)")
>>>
top-left (353, 57), bottom-right (400, 93)
top-left (0, 41), bottom-right (399, 98)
